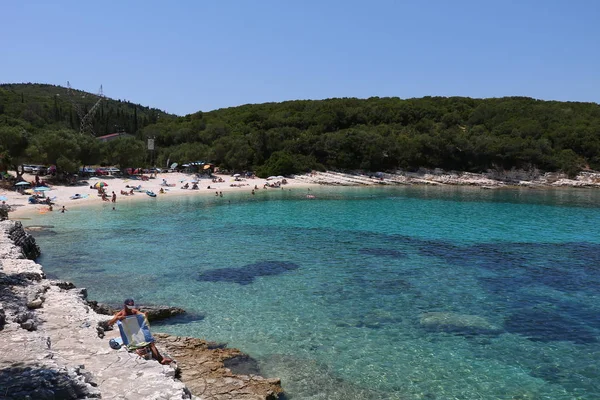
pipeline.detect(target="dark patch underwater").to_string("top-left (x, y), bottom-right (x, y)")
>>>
top-left (358, 248), bottom-right (407, 259)
top-left (504, 308), bottom-right (598, 344)
top-left (197, 260), bottom-right (300, 285)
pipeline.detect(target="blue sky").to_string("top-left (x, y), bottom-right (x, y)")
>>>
top-left (2, 1), bottom-right (598, 115)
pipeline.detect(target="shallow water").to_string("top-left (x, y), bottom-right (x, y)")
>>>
top-left (30, 186), bottom-right (600, 399)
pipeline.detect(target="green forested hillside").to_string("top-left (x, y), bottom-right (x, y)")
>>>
top-left (144, 96), bottom-right (600, 177)
top-left (0, 83), bottom-right (174, 136)
top-left (1, 83), bottom-right (600, 178)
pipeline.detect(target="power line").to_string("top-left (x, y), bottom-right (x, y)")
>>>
top-left (66, 81), bottom-right (104, 136)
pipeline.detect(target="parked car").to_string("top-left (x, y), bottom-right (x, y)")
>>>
top-left (23, 165), bottom-right (47, 175)
top-left (105, 167), bottom-right (121, 176)
top-left (79, 167), bottom-right (96, 176)
top-left (31, 165), bottom-right (47, 175)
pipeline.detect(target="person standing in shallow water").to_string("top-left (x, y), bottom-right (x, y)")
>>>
top-left (112, 191), bottom-right (117, 203)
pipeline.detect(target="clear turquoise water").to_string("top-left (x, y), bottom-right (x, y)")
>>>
top-left (28, 186), bottom-right (600, 399)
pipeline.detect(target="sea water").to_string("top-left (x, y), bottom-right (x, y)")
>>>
top-left (28, 186), bottom-right (600, 399)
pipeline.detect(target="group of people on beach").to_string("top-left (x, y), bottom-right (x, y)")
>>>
top-left (180, 182), bottom-right (199, 190)
top-left (263, 179), bottom-right (287, 188)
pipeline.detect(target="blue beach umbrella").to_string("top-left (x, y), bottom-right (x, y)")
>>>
top-left (15, 181), bottom-right (31, 186)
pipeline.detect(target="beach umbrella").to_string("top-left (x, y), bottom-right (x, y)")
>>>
top-left (170, 163), bottom-right (178, 169)
top-left (33, 187), bottom-right (50, 198)
top-left (0, 196), bottom-right (7, 201)
top-left (15, 181), bottom-right (31, 186)
top-left (94, 182), bottom-right (108, 188)
top-left (233, 174), bottom-right (241, 177)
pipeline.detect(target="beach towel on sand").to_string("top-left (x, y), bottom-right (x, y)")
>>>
top-left (117, 314), bottom-right (154, 350)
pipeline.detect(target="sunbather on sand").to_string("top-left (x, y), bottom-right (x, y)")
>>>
top-left (107, 298), bottom-right (173, 364)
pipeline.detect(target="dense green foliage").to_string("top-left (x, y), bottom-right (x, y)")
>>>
top-left (2, 83), bottom-right (600, 178)
top-left (0, 83), bottom-right (173, 177)
top-left (144, 96), bottom-right (600, 177)
top-left (0, 83), bottom-right (173, 136)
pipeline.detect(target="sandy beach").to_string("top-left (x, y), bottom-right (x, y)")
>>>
top-left (3, 172), bottom-right (319, 219)
top-left (4, 168), bottom-right (600, 220)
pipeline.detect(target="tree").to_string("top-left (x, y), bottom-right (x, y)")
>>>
top-left (0, 126), bottom-right (29, 176)
top-left (103, 137), bottom-right (145, 169)
top-left (77, 135), bottom-right (103, 169)
top-left (28, 129), bottom-right (81, 173)
top-left (255, 151), bottom-right (320, 177)
top-left (555, 149), bottom-right (584, 178)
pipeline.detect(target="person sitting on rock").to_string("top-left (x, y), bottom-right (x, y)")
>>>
top-left (107, 298), bottom-right (173, 365)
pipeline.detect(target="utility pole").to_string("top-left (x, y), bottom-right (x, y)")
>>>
top-left (67, 81), bottom-right (104, 137)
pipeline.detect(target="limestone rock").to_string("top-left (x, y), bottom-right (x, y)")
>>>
top-left (77, 288), bottom-right (88, 299)
top-left (5, 221), bottom-right (41, 259)
top-left (0, 365), bottom-right (100, 399)
top-left (420, 312), bottom-right (502, 335)
top-left (54, 280), bottom-right (76, 290)
top-left (27, 298), bottom-right (44, 309)
top-left (14, 310), bottom-right (34, 324)
top-left (155, 333), bottom-right (284, 399)
top-left (88, 302), bottom-right (189, 322)
top-left (138, 305), bottom-right (187, 322)
top-left (86, 300), bottom-right (116, 315)
top-left (20, 319), bottom-right (38, 331)
top-left (0, 304), bottom-right (5, 330)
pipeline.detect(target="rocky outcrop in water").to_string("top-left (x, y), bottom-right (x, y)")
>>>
top-left (420, 312), bottom-right (502, 336)
top-left (155, 334), bottom-right (283, 400)
top-left (4, 221), bottom-right (41, 260)
top-left (87, 300), bottom-right (187, 322)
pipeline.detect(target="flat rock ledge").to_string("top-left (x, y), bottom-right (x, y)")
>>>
top-left (0, 220), bottom-right (283, 400)
top-left (154, 334), bottom-right (283, 400)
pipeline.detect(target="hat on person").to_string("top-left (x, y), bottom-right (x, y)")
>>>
top-left (124, 298), bottom-right (135, 306)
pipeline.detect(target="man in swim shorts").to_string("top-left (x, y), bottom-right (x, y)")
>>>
top-left (108, 298), bottom-right (173, 364)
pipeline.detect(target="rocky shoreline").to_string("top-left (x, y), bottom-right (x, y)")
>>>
top-left (294, 168), bottom-right (600, 188)
top-left (0, 220), bottom-right (283, 400)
